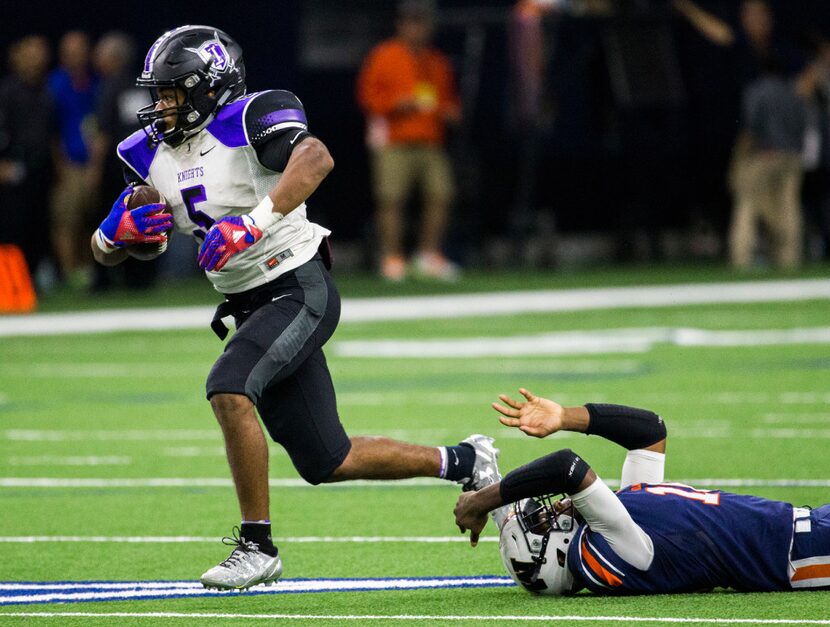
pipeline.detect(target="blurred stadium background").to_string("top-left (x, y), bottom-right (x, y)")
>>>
top-left (4, 0), bottom-right (830, 286)
top-left (1, 0), bottom-right (830, 624)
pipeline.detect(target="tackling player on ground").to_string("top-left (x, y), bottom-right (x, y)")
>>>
top-left (455, 389), bottom-right (830, 594)
top-left (90, 25), bottom-right (498, 590)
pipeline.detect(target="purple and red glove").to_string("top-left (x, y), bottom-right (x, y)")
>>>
top-left (197, 215), bottom-right (263, 272)
top-left (95, 187), bottom-right (173, 251)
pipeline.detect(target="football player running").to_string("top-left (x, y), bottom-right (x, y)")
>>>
top-left (454, 388), bottom-right (830, 594)
top-left (90, 25), bottom-right (499, 591)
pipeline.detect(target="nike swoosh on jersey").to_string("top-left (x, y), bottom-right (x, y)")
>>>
top-left (289, 131), bottom-right (304, 145)
top-left (200, 146), bottom-right (216, 156)
top-left (271, 294), bottom-right (289, 302)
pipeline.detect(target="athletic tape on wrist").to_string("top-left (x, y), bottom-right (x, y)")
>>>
top-left (249, 196), bottom-right (283, 229)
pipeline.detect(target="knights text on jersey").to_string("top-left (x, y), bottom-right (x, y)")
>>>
top-left (567, 483), bottom-right (794, 594)
top-left (115, 90), bottom-right (330, 294)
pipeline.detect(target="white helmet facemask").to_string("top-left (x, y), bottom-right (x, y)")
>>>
top-left (499, 496), bottom-right (579, 595)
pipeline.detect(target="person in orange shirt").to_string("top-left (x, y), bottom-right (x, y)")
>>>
top-left (357, 0), bottom-right (462, 282)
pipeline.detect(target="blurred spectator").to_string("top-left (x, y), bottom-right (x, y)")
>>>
top-left (506, 0), bottom-right (559, 240)
top-left (673, 0), bottom-right (803, 84)
top-left (88, 31), bottom-right (157, 291)
top-left (509, 0), bottom-right (558, 131)
top-left (48, 30), bottom-right (99, 288)
top-left (801, 36), bottom-right (830, 261)
top-left (356, 0), bottom-right (462, 282)
top-left (673, 0), bottom-right (809, 268)
top-left (0, 35), bottom-right (57, 282)
top-left (729, 56), bottom-right (807, 270)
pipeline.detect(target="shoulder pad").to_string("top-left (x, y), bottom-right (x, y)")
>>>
top-left (205, 92), bottom-right (258, 148)
top-left (116, 129), bottom-right (159, 182)
top-left (243, 90), bottom-right (308, 146)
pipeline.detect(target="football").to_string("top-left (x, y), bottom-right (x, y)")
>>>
top-left (126, 185), bottom-right (172, 261)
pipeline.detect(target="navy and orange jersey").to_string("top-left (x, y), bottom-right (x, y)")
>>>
top-left (567, 483), bottom-right (794, 594)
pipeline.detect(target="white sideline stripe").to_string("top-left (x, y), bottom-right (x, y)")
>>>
top-left (0, 359), bottom-right (646, 379)
top-left (1, 278), bottom-right (829, 336)
top-left (0, 536), bottom-right (498, 544)
top-left (1, 613), bottom-right (829, 624)
top-left (335, 326), bottom-right (830, 358)
top-left (2, 477), bottom-right (829, 489)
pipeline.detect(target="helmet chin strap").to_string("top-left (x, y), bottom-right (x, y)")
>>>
top-left (180, 89), bottom-right (235, 141)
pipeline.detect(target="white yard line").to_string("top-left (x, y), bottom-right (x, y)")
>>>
top-left (1, 477), bottom-right (828, 489)
top-left (7, 456), bottom-right (132, 467)
top-left (1, 278), bottom-right (829, 337)
top-left (334, 327), bottom-right (830, 358)
top-left (762, 413), bottom-right (830, 424)
top-left (5, 421), bottom-right (830, 449)
top-left (1, 612), bottom-right (829, 624)
top-left (3, 429), bottom-right (219, 441)
top-left (0, 536), bottom-right (497, 544)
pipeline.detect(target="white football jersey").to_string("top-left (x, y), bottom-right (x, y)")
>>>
top-left (117, 90), bottom-right (330, 294)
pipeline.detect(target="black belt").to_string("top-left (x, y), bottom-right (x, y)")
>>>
top-left (210, 245), bottom-right (331, 341)
top-left (210, 278), bottom-right (295, 340)
top-left (210, 301), bottom-right (237, 340)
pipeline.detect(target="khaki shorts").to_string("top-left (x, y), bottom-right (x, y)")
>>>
top-left (50, 163), bottom-right (94, 230)
top-left (371, 144), bottom-right (455, 204)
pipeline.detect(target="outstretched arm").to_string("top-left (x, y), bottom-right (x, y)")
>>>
top-left (494, 390), bottom-right (666, 450)
top-left (672, 0), bottom-right (735, 46)
top-left (493, 389), bottom-right (667, 488)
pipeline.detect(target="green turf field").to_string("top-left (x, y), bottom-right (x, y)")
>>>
top-left (1, 267), bottom-right (829, 625)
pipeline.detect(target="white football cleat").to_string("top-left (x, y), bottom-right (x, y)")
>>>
top-left (458, 434), bottom-right (501, 492)
top-left (200, 529), bottom-right (283, 591)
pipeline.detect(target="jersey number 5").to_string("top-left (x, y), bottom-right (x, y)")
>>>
top-left (181, 185), bottom-right (214, 239)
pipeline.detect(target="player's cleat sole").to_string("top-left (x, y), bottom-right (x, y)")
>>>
top-left (458, 433), bottom-right (501, 492)
top-left (200, 552), bottom-right (283, 590)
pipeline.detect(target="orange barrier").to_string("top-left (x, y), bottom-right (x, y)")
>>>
top-left (0, 244), bottom-right (37, 313)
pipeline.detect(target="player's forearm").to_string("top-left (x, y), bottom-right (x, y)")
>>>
top-left (267, 138), bottom-right (333, 216)
top-left (560, 406), bottom-right (591, 432)
top-left (499, 449), bottom-right (596, 504)
top-left (90, 233), bottom-right (128, 266)
top-left (469, 482), bottom-right (505, 515)
top-left (584, 404), bottom-right (667, 452)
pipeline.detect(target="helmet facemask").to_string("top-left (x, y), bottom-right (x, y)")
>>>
top-left (515, 495), bottom-right (575, 582)
top-left (136, 80), bottom-right (195, 146)
top-left (499, 495), bottom-right (578, 595)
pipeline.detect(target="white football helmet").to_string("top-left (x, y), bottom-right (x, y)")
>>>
top-left (499, 496), bottom-right (579, 595)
